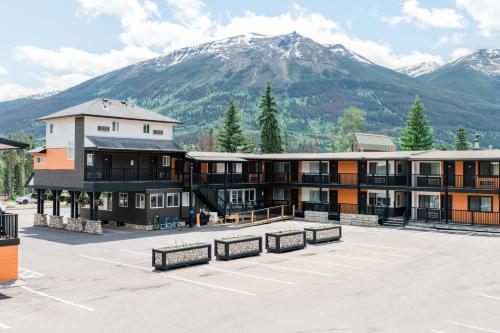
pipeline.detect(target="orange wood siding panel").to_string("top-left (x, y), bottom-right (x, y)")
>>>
top-left (451, 193), bottom-right (499, 225)
top-left (0, 245), bottom-right (18, 282)
top-left (34, 148), bottom-right (74, 170)
top-left (455, 161), bottom-right (464, 187)
top-left (338, 189), bottom-right (358, 204)
top-left (201, 163), bottom-right (208, 174)
top-left (452, 193), bottom-right (498, 212)
top-left (338, 161), bottom-right (357, 174)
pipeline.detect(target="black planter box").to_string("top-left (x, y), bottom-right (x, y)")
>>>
top-left (152, 243), bottom-right (211, 271)
top-left (214, 236), bottom-right (262, 260)
top-left (304, 225), bottom-right (342, 244)
top-left (265, 230), bottom-right (306, 253)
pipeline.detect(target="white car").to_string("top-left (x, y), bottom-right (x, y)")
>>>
top-left (16, 193), bottom-right (37, 205)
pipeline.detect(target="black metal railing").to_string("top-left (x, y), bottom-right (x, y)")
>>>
top-left (301, 174), bottom-right (329, 184)
top-left (272, 173), bottom-right (290, 184)
top-left (413, 174), bottom-right (443, 187)
top-left (411, 207), bottom-right (500, 225)
top-left (364, 174), bottom-right (407, 186)
top-left (0, 213), bottom-right (18, 239)
top-left (412, 174), bottom-right (500, 189)
top-left (302, 201), bottom-right (329, 212)
top-left (85, 167), bottom-right (172, 182)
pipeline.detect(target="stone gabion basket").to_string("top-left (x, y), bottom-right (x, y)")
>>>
top-left (265, 230), bottom-right (306, 253)
top-left (152, 243), bottom-right (211, 271)
top-left (304, 225), bottom-right (342, 244)
top-left (214, 236), bottom-right (262, 260)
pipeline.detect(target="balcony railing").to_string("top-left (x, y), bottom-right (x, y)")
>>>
top-left (301, 174), bottom-right (329, 184)
top-left (411, 207), bottom-right (500, 225)
top-left (364, 174), bottom-right (407, 186)
top-left (413, 174), bottom-right (500, 189)
top-left (0, 214), bottom-right (18, 240)
top-left (413, 174), bottom-right (443, 187)
top-left (85, 167), bottom-right (173, 182)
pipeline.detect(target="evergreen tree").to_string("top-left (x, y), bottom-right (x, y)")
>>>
top-left (399, 96), bottom-right (435, 151)
top-left (12, 163), bottom-right (22, 197)
top-left (454, 126), bottom-right (468, 150)
top-left (258, 82), bottom-right (283, 153)
top-left (439, 143), bottom-right (448, 151)
top-left (217, 99), bottom-right (244, 152)
top-left (334, 106), bottom-right (366, 152)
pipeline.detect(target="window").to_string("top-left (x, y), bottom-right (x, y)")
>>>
top-left (119, 193), bottom-right (128, 207)
top-left (479, 161), bottom-right (500, 176)
top-left (135, 193), bottom-right (145, 209)
top-left (418, 195), bottom-right (439, 209)
top-left (86, 153), bottom-right (94, 166)
top-left (469, 196), bottom-right (492, 212)
top-left (151, 193), bottom-right (165, 208)
top-left (49, 124), bottom-right (54, 134)
top-left (248, 161), bottom-right (262, 173)
top-left (211, 163), bottom-right (226, 174)
top-left (112, 121), bottom-right (120, 131)
top-left (68, 138), bottom-right (75, 160)
top-left (231, 163), bottom-right (243, 174)
top-left (369, 193), bottom-right (388, 207)
top-left (420, 162), bottom-right (440, 175)
top-left (310, 190), bottom-right (328, 203)
top-left (166, 193), bottom-right (179, 207)
top-left (368, 161), bottom-right (387, 175)
top-left (36, 156), bottom-right (45, 164)
top-left (309, 162), bottom-right (328, 174)
top-left (97, 125), bottom-right (110, 132)
top-left (143, 124), bottom-right (150, 134)
top-left (182, 192), bottom-right (194, 207)
top-left (100, 193), bottom-right (112, 211)
top-left (273, 188), bottom-right (290, 201)
top-left (153, 129), bottom-right (163, 135)
top-left (273, 162), bottom-right (290, 173)
top-left (162, 156), bottom-right (171, 167)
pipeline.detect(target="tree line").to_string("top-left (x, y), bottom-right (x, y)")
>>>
top-left (1, 135), bottom-right (35, 199)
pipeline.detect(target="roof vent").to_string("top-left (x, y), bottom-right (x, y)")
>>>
top-left (102, 98), bottom-right (109, 103)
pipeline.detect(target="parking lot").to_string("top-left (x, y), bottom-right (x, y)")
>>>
top-left (2, 209), bottom-right (500, 333)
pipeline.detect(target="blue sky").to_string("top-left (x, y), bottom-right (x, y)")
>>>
top-left (0, 0), bottom-right (499, 101)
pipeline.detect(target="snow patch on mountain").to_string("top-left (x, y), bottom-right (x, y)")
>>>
top-left (327, 44), bottom-right (374, 65)
top-left (396, 62), bottom-right (441, 77)
top-left (451, 49), bottom-right (500, 77)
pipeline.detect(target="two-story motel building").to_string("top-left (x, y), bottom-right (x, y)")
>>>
top-left (28, 99), bottom-right (500, 229)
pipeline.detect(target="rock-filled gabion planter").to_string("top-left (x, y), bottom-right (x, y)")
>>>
top-left (214, 235), bottom-right (262, 260)
top-left (34, 213), bottom-right (48, 226)
top-left (265, 230), bottom-right (306, 253)
top-left (304, 224), bottom-right (342, 244)
top-left (48, 215), bottom-right (65, 229)
top-left (152, 243), bottom-right (211, 271)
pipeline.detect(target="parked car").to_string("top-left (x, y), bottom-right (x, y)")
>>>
top-left (16, 193), bottom-right (37, 204)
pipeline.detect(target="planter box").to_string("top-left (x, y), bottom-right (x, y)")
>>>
top-left (152, 243), bottom-right (211, 271)
top-left (214, 236), bottom-right (262, 260)
top-left (304, 225), bottom-right (342, 244)
top-left (265, 230), bottom-right (306, 253)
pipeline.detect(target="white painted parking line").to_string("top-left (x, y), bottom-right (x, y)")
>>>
top-left (429, 329), bottom-right (446, 333)
top-left (243, 260), bottom-right (336, 277)
top-left (318, 252), bottom-right (390, 264)
top-left (480, 294), bottom-right (500, 301)
top-left (20, 286), bottom-right (94, 312)
top-left (412, 231), bottom-right (433, 237)
top-left (0, 321), bottom-right (10, 330)
top-left (340, 248), bottom-right (412, 258)
top-left (448, 321), bottom-right (500, 332)
top-left (81, 255), bottom-right (256, 296)
top-left (18, 267), bottom-right (44, 279)
top-left (345, 242), bottom-right (432, 254)
top-left (448, 232), bottom-right (474, 240)
top-left (288, 256), bottom-right (363, 270)
top-left (203, 267), bottom-right (297, 285)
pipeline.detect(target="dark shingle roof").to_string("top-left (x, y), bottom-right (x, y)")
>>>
top-left (39, 99), bottom-right (180, 123)
top-left (85, 136), bottom-right (184, 152)
top-left (0, 137), bottom-right (29, 150)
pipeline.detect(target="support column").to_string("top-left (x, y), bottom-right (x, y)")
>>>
top-left (56, 190), bottom-right (61, 216)
top-left (405, 160), bottom-right (411, 222)
top-left (319, 160), bottom-right (324, 211)
top-left (93, 192), bottom-right (100, 221)
top-left (89, 192), bottom-right (94, 221)
top-left (70, 191), bottom-right (75, 218)
top-left (40, 190), bottom-right (45, 214)
top-left (74, 192), bottom-right (80, 218)
top-left (189, 161), bottom-right (194, 227)
top-left (444, 161), bottom-right (449, 224)
top-left (52, 190), bottom-right (57, 216)
top-left (385, 160), bottom-right (390, 221)
top-left (224, 162), bottom-right (228, 218)
top-left (36, 189), bottom-right (41, 214)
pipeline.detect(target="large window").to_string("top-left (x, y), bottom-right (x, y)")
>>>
top-left (211, 163), bottom-right (226, 174)
top-left (49, 124), bottom-right (55, 134)
top-left (369, 193), bottom-right (388, 207)
top-left (98, 125), bottom-right (110, 132)
top-left (153, 129), bottom-right (163, 135)
top-left (143, 124), bottom-right (150, 134)
top-left (135, 193), bottom-right (145, 209)
top-left (86, 153), bottom-right (94, 166)
top-left (420, 162), bottom-right (440, 175)
top-left (112, 121), bottom-right (120, 132)
top-left (36, 156), bottom-right (45, 164)
top-left (151, 193), bottom-right (165, 208)
top-left (182, 192), bottom-right (194, 207)
top-left (418, 195), bottom-right (439, 209)
top-left (310, 190), bottom-right (328, 203)
top-left (100, 193), bottom-right (112, 211)
top-left (469, 196), bottom-right (492, 212)
top-left (219, 189), bottom-right (257, 205)
top-left (273, 162), bottom-right (290, 173)
top-left (368, 161), bottom-right (387, 175)
top-left (309, 162), bottom-right (328, 174)
top-left (119, 193), bottom-right (128, 208)
top-left (479, 162), bottom-right (500, 176)
top-left (273, 188), bottom-right (290, 201)
top-left (248, 161), bottom-right (262, 173)
top-left (162, 156), bottom-right (171, 167)
top-left (231, 163), bottom-right (243, 174)
top-left (166, 193), bottom-right (179, 207)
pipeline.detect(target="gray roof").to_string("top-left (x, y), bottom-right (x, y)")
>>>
top-left (85, 136), bottom-right (184, 152)
top-left (39, 99), bottom-right (180, 123)
top-left (408, 150), bottom-right (500, 161)
top-left (0, 138), bottom-right (29, 150)
top-left (354, 133), bottom-right (396, 151)
top-left (26, 146), bottom-right (47, 154)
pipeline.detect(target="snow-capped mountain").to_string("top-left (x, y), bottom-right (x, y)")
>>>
top-left (396, 62), bottom-right (441, 77)
top-left (24, 91), bottom-right (60, 100)
top-left (327, 44), bottom-right (374, 65)
top-left (448, 49), bottom-right (500, 76)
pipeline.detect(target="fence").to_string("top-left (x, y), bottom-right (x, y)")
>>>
top-left (235, 205), bottom-right (294, 227)
top-left (0, 213), bottom-right (18, 239)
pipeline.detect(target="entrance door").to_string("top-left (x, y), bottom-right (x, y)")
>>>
top-left (446, 161), bottom-right (456, 187)
top-left (329, 190), bottom-right (338, 213)
top-left (103, 154), bottom-right (112, 180)
top-left (464, 161), bottom-right (475, 188)
top-left (330, 161), bottom-right (338, 183)
top-left (150, 156), bottom-right (158, 180)
top-left (358, 191), bottom-right (367, 214)
top-left (358, 161), bottom-right (367, 184)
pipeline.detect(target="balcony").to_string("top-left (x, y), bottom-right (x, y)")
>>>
top-left (411, 207), bottom-right (500, 225)
top-left (301, 174), bottom-right (330, 184)
top-left (0, 214), bottom-right (18, 241)
top-left (272, 173), bottom-right (291, 184)
top-left (413, 174), bottom-right (500, 189)
top-left (85, 167), bottom-right (173, 182)
top-left (413, 174), bottom-right (443, 187)
top-left (364, 174), bottom-right (407, 186)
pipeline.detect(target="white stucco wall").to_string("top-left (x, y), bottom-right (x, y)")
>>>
top-left (84, 116), bottom-right (174, 140)
top-left (45, 117), bottom-right (75, 149)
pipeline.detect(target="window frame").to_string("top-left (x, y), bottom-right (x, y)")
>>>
top-left (153, 129), bottom-right (163, 135)
top-left (135, 193), bottom-right (145, 209)
top-left (86, 153), bottom-right (94, 166)
top-left (97, 125), bottom-right (110, 132)
top-left (150, 193), bottom-right (165, 209)
top-left (162, 156), bottom-right (171, 167)
top-left (468, 196), bottom-right (493, 212)
top-left (36, 156), bottom-right (45, 164)
top-left (119, 193), bottom-right (128, 208)
top-left (143, 124), bottom-right (150, 134)
top-left (166, 193), bottom-right (179, 208)
top-left (49, 123), bottom-right (54, 134)
top-left (112, 121), bottom-right (120, 132)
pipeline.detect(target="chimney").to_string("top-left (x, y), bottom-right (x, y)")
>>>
top-left (473, 133), bottom-right (481, 150)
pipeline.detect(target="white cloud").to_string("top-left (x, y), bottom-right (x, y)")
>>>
top-left (0, 66), bottom-right (7, 76)
top-left (435, 33), bottom-right (464, 47)
top-left (456, 0), bottom-right (500, 36)
top-left (0, 83), bottom-right (40, 101)
top-left (383, 0), bottom-right (467, 29)
top-left (450, 47), bottom-right (473, 61)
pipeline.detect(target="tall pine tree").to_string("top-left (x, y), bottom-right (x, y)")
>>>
top-left (217, 99), bottom-right (244, 152)
top-left (333, 106), bottom-right (366, 152)
top-left (400, 96), bottom-right (435, 151)
top-left (258, 82), bottom-right (283, 153)
top-left (454, 126), bottom-right (468, 150)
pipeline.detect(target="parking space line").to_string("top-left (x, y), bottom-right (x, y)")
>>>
top-left (412, 231), bottom-right (433, 237)
top-left (480, 294), bottom-right (500, 301)
top-left (0, 321), bottom-right (10, 330)
top-left (80, 255), bottom-right (256, 296)
top-left (203, 267), bottom-right (297, 285)
top-left (344, 242), bottom-right (432, 254)
top-left (317, 252), bottom-right (391, 264)
top-left (20, 286), bottom-right (94, 312)
top-left (429, 329), bottom-right (446, 333)
top-left (448, 321), bottom-right (500, 332)
top-left (243, 260), bottom-right (336, 277)
top-left (288, 257), bottom-right (363, 270)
